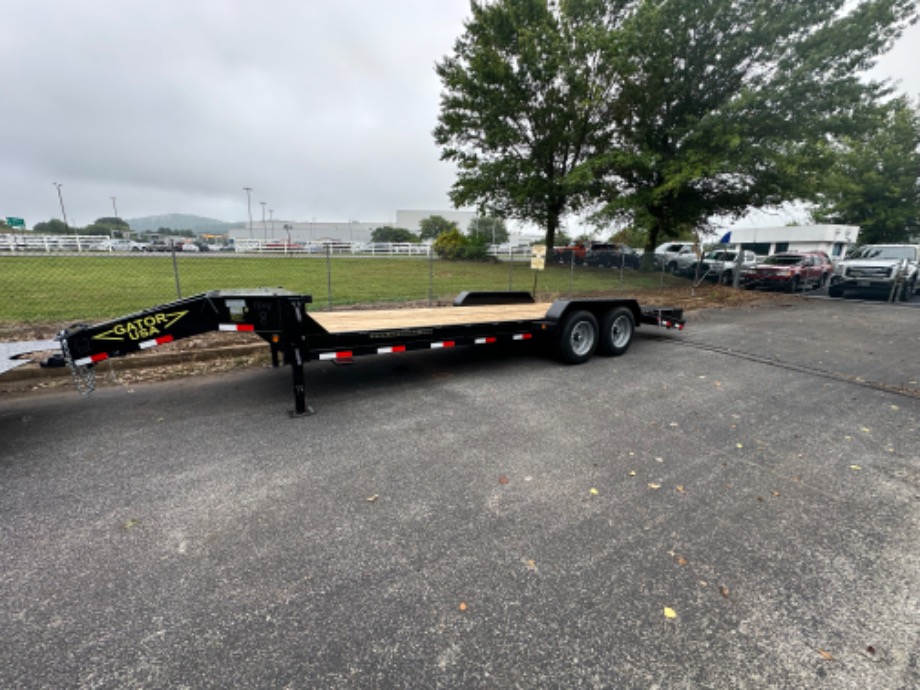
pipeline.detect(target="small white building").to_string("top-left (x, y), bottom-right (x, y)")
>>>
top-left (719, 224), bottom-right (859, 259)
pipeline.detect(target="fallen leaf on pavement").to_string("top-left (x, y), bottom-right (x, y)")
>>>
top-left (818, 649), bottom-right (833, 660)
top-left (850, 465), bottom-right (862, 471)
top-left (675, 485), bottom-right (686, 493)
top-left (498, 475), bottom-right (510, 485)
top-left (589, 487), bottom-right (599, 495)
top-left (675, 555), bottom-right (688, 566)
top-left (663, 607), bottom-right (677, 619)
top-left (458, 602), bottom-right (468, 612)
top-left (367, 495), bottom-right (379, 503)
top-left (719, 585), bottom-right (730, 598)
top-left (647, 483), bottom-right (661, 490)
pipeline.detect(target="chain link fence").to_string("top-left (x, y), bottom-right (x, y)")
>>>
top-left (0, 239), bottom-right (687, 332)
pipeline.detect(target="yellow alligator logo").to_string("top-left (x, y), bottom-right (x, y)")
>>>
top-left (93, 311), bottom-right (188, 342)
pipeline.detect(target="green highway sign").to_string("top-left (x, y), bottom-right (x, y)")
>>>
top-left (5, 217), bottom-right (25, 227)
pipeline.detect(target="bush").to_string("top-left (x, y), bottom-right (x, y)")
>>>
top-left (432, 230), bottom-right (494, 261)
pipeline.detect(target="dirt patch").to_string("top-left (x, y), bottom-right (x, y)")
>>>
top-left (1, 285), bottom-right (797, 397)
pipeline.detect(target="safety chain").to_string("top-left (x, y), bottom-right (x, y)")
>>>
top-left (59, 334), bottom-right (96, 397)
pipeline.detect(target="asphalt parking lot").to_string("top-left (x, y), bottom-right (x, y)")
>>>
top-left (1, 296), bottom-right (918, 689)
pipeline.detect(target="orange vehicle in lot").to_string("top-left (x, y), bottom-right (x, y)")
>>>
top-left (739, 251), bottom-right (833, 292)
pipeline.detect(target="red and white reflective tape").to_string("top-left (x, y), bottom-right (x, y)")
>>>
top-left (74, 352), bottom-right (109, 367)
top-left (513, 333), bottom-right (532, 341)
top-left (319, 351), bottom-right (353, 361)
top-left (139, 334), bottom-right (175, 350)
top-left (219, 323), bottom-right (255, 332)
top-left (377, 345), bottom-right (407, 354)
top-left (430, 341), bottom-right (456, 349)
top-left (474, 336), bottom-right (497, 345)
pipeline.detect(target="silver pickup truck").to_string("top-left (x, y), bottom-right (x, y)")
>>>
top-left (673, 248), bottom-right (757, 282)
top-left (828, 244), bottom-right (919, 300)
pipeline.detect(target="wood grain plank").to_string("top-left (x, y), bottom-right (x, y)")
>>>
top-left (310, 303), bottom-right (554, 333)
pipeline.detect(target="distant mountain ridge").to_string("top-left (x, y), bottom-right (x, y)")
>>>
top-left (127, 213), bottom-right (236, 234)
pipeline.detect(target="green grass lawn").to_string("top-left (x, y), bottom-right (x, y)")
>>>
top-left (0, 254), bottom-right (683, 324)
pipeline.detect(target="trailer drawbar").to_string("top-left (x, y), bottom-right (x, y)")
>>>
top-left (54, 289), bottom-right (685, 415)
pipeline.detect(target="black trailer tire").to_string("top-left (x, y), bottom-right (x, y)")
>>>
top-left (599, 307), bottom-right (635, 357)
top-left (556, 310), bottom-right (599, 364)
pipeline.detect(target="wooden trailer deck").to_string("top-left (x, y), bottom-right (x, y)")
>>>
top-left (310, 303), bottom-right (555, 334)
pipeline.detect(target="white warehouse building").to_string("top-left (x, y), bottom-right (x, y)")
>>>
top-left (720, 224), bottom-right (859, 260)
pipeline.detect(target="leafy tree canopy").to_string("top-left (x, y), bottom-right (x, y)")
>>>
top-left (435, 0), bottom-right (618, 250)
top-left (468, 216), bottom-right (509, 244)
top-left (809, 97), bottom-right (920, 244)
top-left (32, 219), bottom-right (70, 234)
top-left (371, 226), bottom-right (419, 243)
top-left (436, 0), bottom-right (917, 254)
top-left (419, 215), bottom-right (460, 240)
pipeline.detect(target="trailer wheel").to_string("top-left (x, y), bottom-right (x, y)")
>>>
top-left (599, 307), bottom-right (635, 357)
top-left (556, 310), bottom-right (598, 364)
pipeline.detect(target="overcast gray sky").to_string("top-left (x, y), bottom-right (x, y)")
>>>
top-left (2, 0), bottom-right (918, 230)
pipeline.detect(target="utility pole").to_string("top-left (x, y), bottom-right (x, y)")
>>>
top-left (243, 187), bottom-right (254, 238)
top-left (53, 182), bottom-right (70, 234)
top-left (260, 201), bottom-right (267, 240)
top-left (111, 196), bottom-right (120, 237)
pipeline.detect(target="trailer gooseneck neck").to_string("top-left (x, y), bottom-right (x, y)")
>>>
top-left (56, 289), bottom-right (685, 416)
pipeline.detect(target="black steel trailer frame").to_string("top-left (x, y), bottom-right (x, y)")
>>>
top-left (55, 289), bottom-right (685, 415)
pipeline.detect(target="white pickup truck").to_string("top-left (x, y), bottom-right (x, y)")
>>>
top-left (697, 249), bottom-right (758, 284)
top-left (828, 244), bottom-right (919, 300)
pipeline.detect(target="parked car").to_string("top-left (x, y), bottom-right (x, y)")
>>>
top-left (828, 244), bottom-right (920, 300)
top-left (93, 239), bottom-right (146, 252)
top-left (145, 240), bottom-right (175, 252)
top-left (739, 252), bottom-right (833, 292)
top-left (697, 249), bottom-right (759, 284)
top-left (584, 243), bottom-right (641, 269)
top-left (654, 242), bottom-right (697, 272)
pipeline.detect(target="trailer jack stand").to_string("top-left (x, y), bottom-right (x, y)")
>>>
top-left (289, 348), bottom-right (315, 417)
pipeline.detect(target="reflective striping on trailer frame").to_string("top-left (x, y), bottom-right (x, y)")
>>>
top-left (319, 351), bottom-right (354, 361)
top-left (75, 352), bottom-right (109, 366)
top-left (139, 334), bottom-right (175, 350)
top-left (512, 333), bottom-right (533, 341)
top-left (474, 337), bottom-right (497, 345)
top-left (377, 345), bottom-right (407, 354)
top-left (430, 341), bottom-right (456, 349)
top-left (219, 324), bottom-right (255, 332)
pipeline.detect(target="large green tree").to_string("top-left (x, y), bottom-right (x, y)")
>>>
top-left (32, 219), bottom-right (71, 234)
top-left (809, 97), bottom-right (920, 244)
top-left (419, 215), bottom-right (460, 240)
top-left (371, 226), bottom-right (419, 243)
top-left (588, 0), bottom-right (916, 255)
top-left (436, 0), bottom-right (916, 255)
top-left (435, 0), bottom-right (618, 250)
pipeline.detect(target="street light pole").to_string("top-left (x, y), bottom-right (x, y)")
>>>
top-left (243, 187), bottom-right (254, 238)
top-left (111, 196), bottom-right (120, 237)
top-left (260, 201), bottom-right (267, 241)
top-left (53, 182), bottom-right (71, 234)
top-left (269, 209), bottom-right (274, 239)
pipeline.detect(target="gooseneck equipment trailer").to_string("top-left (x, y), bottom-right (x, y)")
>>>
top-left (52, 289), bottom-right (685, 415)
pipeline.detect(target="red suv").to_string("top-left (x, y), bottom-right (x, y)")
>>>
top-left (739, 251), bottom-right (833, 292)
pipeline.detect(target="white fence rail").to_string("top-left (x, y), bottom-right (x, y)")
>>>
top-left (1, 235), bottom-right (536, 259)
top-left (0, 235), bottom-right (109, 253)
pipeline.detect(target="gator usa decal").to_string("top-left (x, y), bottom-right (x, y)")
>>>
top-left (92, 311), bottom-right (188, 342)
